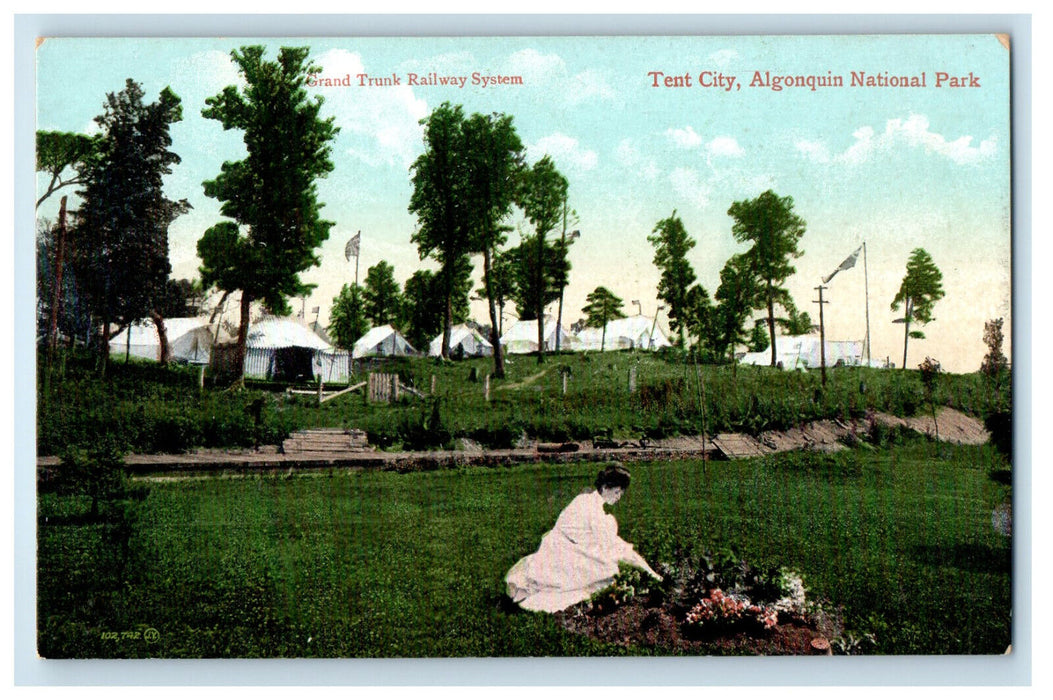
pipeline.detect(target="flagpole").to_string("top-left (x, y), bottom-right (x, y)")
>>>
top-left (863, 241), bottom-right (871, 366)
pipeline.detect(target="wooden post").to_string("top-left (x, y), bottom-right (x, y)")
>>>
top-left (814, 284), bottom-right (828, 387)
top-left (628, 366), bottom-right (637, 394)
top-left (431, 374), bottom-right (436, 395)
top-left (198, 364), bottom-right (206, 392)
top-left (317, 379), bottom-right (324, 405)
top-left (367, 372), bottom-right (375, 403)
top-left (391, 374), bottom-right (399, 402)
top-left (484, 373), bottom-right (491, 402)
top-left (562, 371), bottom-right (568, 395)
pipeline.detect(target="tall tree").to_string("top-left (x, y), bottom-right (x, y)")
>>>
top-left (400, 264), bottom-right (473, 351)
top-left (36, 130), bottom-right (99, 210)
top-left (683, 283), bottom-right (714, 353)
top-left (582, 286), bottom-right (626, 352)
top-left (891, 247), bottom-right (945, 370)
top-left (507, 235), bottom-right (563, 325)
top-left (328, 283), bottom-right (369, 351)
top-left (518, 156), bottom-right (568, 363)
top-left (401, 270), bottom-right (442, 352)
top-left (71, 79), bottom-right (187, 373)
top-left (199, 45), bottom-right (338, 383)
top-left (486, 248), bottom-right (518, 339)
top-left (727, 190), bottom-right (806, 367)
top-left (647, 210), bottom-right (697, 346)
top-left (710, 253), bottom-right (758, 363)
top-left (362, 260), bottom-right (402, 327)
top-left (462, 111), bottom-right (525, 378)
top-left (409, 102), bottom-right (471, 360)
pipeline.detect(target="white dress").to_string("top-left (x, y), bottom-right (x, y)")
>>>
top-left (505, 490), bottom-right (643, 613)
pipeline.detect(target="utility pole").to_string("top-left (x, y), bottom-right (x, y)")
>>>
top-left (863, 241), bottom-right (871, 366)
top-left (814, 284), bottom-right (828, 386)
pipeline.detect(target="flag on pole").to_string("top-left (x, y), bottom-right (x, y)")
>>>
top-left (822, 245), bottom-right (863, 284)
top-left (345, 231), bottom-right (361, 261)
top-left (311, 306), bottom-right (320, 315)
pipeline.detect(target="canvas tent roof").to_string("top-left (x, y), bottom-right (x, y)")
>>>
top-left (108, 317), bottom-right (218, 364)
top-left (245, 317), bottom-right (333, 351)
top-left (739, 335), bottom-right (864, 370)
top-left (499, 316), bottom-right (579, 354)
top-left (576, 315), bottom-right (672, 351)
top-left (428, 324), bottom-right (493, 357)
top-left (352, 324), bottom-right (418, 359)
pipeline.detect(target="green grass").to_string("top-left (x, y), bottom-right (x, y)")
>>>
top-left (37, 440), bottom-right (1012, 657)
top-left (38, 347), bottom-right (1010, 455)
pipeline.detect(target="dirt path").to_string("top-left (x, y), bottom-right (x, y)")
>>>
top-left (36, 407), bottom-right (989, 479)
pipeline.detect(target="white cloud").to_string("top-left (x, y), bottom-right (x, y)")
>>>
top-left (665, 126), bottom-right (703, 149)
top-left (615, 139), bottom-right (659, 180)
top-left (800, 115), bottom-right (998, 167)
top-left (505, 48), bottom-right (566, 80)
top-left (528, 133), bottom-right (598, 172)
top-left (315, 49), bottom-right (428, 169)
top-left (706, 136), bottom-right (744, 158)
top-left (503, 49), bottom-right (616, 107)
top-left (565, 68), bottom-right (617, 105)
top-left (795, 139), bottom-right (832, 163)
top-left (668, 167), bottom-right (711, 207)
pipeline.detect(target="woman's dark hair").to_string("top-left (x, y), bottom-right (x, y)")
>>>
top-left (595, 463), bottom-right (631, 492)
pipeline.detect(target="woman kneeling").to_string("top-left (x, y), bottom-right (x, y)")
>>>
top-left (505, 463), bottom-right (661, 613)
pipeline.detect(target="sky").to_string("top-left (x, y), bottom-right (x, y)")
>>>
top-left (34, 34), bottom-right (1012, 373)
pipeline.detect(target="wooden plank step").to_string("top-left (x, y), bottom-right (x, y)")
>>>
top-left (711, 433), bottom-right (771, 460)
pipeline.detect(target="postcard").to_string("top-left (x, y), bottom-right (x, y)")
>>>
top-left (33, 33), bottom-right (1014, 665)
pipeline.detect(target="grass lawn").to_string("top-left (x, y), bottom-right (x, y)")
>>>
top-left (37, 440), bottom-right (1012, 658)
top-left (38, 347), bottom-right (1010, 456)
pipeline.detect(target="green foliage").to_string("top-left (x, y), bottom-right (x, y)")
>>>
top-left (38, 350), bottom-right (291, 455)
top-left (647, 211), bottom-right (697, 345)
top-left (200, 45), bottom-right (338, 378)
top-left (711, 254), bottom-right (758, 362)
top-left (747, 323), bottom-right (769, 353)
top-left (362, 260), bottom-right (403, 327)
top-left (328, 283), bottom-right (369, 350)
top-left (49, 436), bottom-right (129, 517)
top-left (891, 248), bottom-right (945, 369)
top-left (727, 190), bottom-right (806, 367)
top-left (981, 317), bottom-right (1009, 379)
top-left (72, 79), bottom-right (187, 358)
top-left (35, 129), bottom-right (100, 208)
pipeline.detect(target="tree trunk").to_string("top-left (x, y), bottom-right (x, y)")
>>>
top-left (901, 298), bottom-right (912, 370)
top-left (150, 310), bottom-right (170, 366)
top-left (235, 290), bottom-right (252, 385)
top-left (767, 282), bottom-right (777, 367)
top-left (537, 234), bottom-right (545, 365)
top-left (482, 246), bottom-right (505, 379)
top-left (46, 196), bottom-right (68, 358)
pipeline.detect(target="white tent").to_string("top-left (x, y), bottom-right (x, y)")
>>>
top-left (108, 317), bottom-right (217, 364)
top-left (428, 324), bottom-right (493, 358)
top-left (245, 317), bottom-right (332, 351)
top-left (500, 316), bottom-right (579, 354)
top-left (576, 315), bottom-right (672, 352)
top-left (240, 316), bottom-right (334, 380)
top-left (352, 324), bottom-right (418, 359)
top-left (739, 335), bottom-right (864, 370)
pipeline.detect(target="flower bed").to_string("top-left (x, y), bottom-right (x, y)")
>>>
top-left (555, 553), bottom-right (843, 655)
